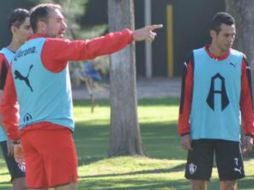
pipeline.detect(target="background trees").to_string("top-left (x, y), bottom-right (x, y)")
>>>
top-left (225, 0), bottom-right (254, 93)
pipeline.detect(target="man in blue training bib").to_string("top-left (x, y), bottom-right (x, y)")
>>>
top-left (0, 8), bottom-right (32, 190)
top-left (0, 3), bottom-right (162, 190)
top-left (178, 12), bottom-right (254, 190)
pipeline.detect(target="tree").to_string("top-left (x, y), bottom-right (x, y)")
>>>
top-left (225, 0), bottom-right (254, 93)
top-left (226, 0), bottom-right (254, 156)
top-left (108, 0), bottom-right (144, 156)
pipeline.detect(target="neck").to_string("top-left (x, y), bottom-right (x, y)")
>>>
top-left (209, 43), bottom-right (226, 57)
top-left (7, 38), bottom-right (22, 52)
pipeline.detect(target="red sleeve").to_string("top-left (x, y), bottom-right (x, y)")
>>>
top-left (178, 54), bottom-right (194, 136)
top-left (0, 54), bottom-right (9, 90)
top-left (0, 54), bottom-right (3, 76)
top-left (240, 57), bottom-right (254, 137)
top-left (0, 68), bottom-right (20, 140)
top-left (42, 28), bottom-right (134, 72)
top-left (0, 54), bottom-right (4, 88)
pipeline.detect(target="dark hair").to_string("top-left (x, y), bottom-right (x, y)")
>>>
top-left (30, 3), bottom-right (62, 33)
top-left (210, 12), bottom-right (235, 34)
top-left (8, 8), bottom-right (30, 30)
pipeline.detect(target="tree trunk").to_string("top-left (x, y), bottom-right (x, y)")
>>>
top-left (226, 0), bottom-right (254, 156)
top-left (108, 0), bottom-right (144, 156)
top-left (225, 0), bottom-right (254, 94)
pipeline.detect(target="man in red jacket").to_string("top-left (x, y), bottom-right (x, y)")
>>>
top-left (0, 3), bottom-right (162, 190)
top-left (0, 8), bottom-right (32, 190)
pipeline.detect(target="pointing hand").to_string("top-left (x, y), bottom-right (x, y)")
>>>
top-left (133, 24), bottom-right (163, 42)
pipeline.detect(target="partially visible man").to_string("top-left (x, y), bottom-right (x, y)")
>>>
top-left (178, 12), bottom-right (254, 190)
top-left (0, 8), bottom-right (32, 190)
top-left (0, 3), bottom-right (162, 190)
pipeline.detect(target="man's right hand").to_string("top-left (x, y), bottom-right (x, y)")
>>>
top-left (242, 135), bottom-right (253, 154)
top-left (7, 139), bottom-right (15, 156)
top-left (14, 143), bottom-right (25, 164)
top-left (133, 24), bottom-right (163, 42)
top-left (0, 90), bottom-right (3, 124)
top-left (180, 134), bottom-right (193, 151)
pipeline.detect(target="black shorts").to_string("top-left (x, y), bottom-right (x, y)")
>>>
top-left (0, 141), bottom-right (25, 181)
top-left (185, 139), bottom-right (244, 181)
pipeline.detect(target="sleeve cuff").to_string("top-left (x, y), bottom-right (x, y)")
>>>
top-left (123, 28), bottom-right (134, 44)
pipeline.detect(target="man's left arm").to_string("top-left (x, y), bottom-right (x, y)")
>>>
top-left (0, 69), bottom-right (19, 141)
top-left (240, 57), bottom-right (254, 152)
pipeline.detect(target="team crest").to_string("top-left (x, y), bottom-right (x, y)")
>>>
top-left (189, 163), bottom-right (197, 175)
top-left (18, 162), bottom-right (26, 172)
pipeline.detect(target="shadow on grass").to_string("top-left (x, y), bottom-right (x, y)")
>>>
top-left (74, 98), bottom-right (179, 107)
top-left (0, 181), bottom-right (10, 190)
top-left (78, 178), bottom-right (190, 190)
top-left (74, 122), bottom-right (109, 166)
top-left (78, 156), bottom-right (105, 165)
top-left (137, 98), bottom-right (179, 107)
top-left (78, 175), bottom-right (254, 190)
top-left (0, 172), bottom-right (8, 176)
top-left (79, 162), bottom-right (185, 179)
top-left (73, 98), bottom-right (181, 165)
top-left (0, 181), bottom-right (9, 185)
top-left (239, 175), bottom-right (254, 188)
top-left (74, 121), bottom-right (185, 166)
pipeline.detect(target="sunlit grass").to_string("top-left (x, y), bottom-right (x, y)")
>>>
top-left (1, 98), bottom-right (254, 189)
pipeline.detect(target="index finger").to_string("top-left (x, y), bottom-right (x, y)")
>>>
top-left (147, 24), bottom-right (163, 31)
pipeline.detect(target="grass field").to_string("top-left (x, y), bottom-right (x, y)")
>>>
top-left (0, 98), bottom-right (254, 189)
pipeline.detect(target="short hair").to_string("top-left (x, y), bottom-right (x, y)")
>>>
top-left (8, 8), bottom-right (30, 30)
top-left (210, 12), bottom-right (235, 34)
top-left (30, 3), bottom-right (62, 33)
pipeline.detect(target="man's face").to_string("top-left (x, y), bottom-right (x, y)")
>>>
top-left (15, 17), bottom-right (32, 44)
top-left (211, 24), bottom-right (236, 52)
top-left (45, 9), bottom-right (67, 38)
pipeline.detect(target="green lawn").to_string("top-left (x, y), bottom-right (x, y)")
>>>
top-left (0, 98), bottom-right (254, 189)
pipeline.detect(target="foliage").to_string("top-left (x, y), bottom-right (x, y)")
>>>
top-left (28, 0), bottom-right (107, 39)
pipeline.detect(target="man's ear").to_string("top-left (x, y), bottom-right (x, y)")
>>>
top-left (11, 25), bottom-right (18, 35)
top-left (210, 30), bottom-right (217, 39)
top-left (37, 20), bottom-right (47, 33)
